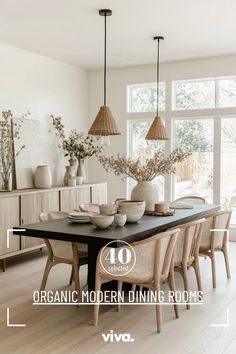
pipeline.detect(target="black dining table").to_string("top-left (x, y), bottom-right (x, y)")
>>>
top-left (13, 204), bottom-right (219, 291)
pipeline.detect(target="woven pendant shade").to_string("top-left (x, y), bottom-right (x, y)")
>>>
top-left (88, 105), bottom-right (121, 136)
top-left (145, 36), bottom-right (168, 141)
top-left (145, 115), bottom-right (169, 140)
top-left (88, 9), bottom-right (120, 137)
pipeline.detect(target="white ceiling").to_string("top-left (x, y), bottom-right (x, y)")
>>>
top-left (0, 0), bottom-right (235, 69)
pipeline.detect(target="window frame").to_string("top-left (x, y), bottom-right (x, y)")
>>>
top-left (172, 75), bottom-right (236, 111)
top-left (127, 81), bottom-right (166, 113)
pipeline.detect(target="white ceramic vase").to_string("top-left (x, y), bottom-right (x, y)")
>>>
top-left (34, 165), bottom-right (52, 189)
top-left (77, 159), bottom-right (86, 183)
top-left (131, 181), bottom-right (159, 212)
top-left (69, 158), bottom-right (78, 177)
top-left (64, 165), bottom-right (73, 186)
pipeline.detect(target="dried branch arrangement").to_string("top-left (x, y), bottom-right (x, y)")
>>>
top-left (0, 110), bottom-right (26, 190)
top-left (51, 115), bottom-right (102, 159)
top-left (99, 148), bottom-right (191, 181)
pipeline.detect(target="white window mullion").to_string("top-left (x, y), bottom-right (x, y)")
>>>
top-left (213, 117), bottom-right (221, 204)
top-left (164, 79), bottom-right (173, 202)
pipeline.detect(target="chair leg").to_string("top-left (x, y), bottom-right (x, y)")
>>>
top-left (117, 281), bottom-right (123, 312)
top-left (94, 277), bottom-right (102, 326)
top-left (193, 258), bottom-right (202, 292)
top-left (222, 247), bottom-right (231, 279)
top-left (40, 257), bottom-right (53, 291)
top-left (168, 271), bottom-right (179, 318)
top-left (1, 259), bottom-right (6, 272)
top-left (210, 251), bottom-right (217, 288)
top-left (155, 284), bottom-right (162, 333)
top-left (69, 265), bottom-right (74, 285)
top-left (182, 266), bottom-right (190, 309)
top-left (72, 244), bottom-right (80, 303)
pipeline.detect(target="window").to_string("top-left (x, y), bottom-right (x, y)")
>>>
top-left (173, 119), bottom-right (214, 202)
top-left (221, 118), bottom-right (236, 225)
top-left (128, 75), bottom-right (236, 227)
top-left (219, 79), bottom-right (236, 108)
top-left (128, 120), bottom-right (165, 200)
top-left (173, 79), bottom-right (215, 110)
top-left (173, 76), bottom-right (236, 110)
top-left (127, 82), bottom-right (165, 113)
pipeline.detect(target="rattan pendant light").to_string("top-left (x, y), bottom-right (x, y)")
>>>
top-left (145, 36), bottom-right (169, 140)
top-left (88, 9), bottom-right (121, 137)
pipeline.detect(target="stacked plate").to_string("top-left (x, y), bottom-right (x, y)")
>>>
top-left (67, 212), bottom-right (93, 224)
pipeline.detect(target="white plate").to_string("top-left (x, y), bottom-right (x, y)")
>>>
top-left (69, 212), bottom-right (97, 219)
top-left (69, 212), bottom-right (91, 217)
top-left (67, 216), bottom-right (91, 224)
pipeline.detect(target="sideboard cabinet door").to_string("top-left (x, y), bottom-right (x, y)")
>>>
top-left (0, 196), bottom-right (20, 256)
top-left (60, 187), bottom-right (91, 212)
top-left (91, 183), bottom-right (107, 204)
top-left (21, 191), bottom-right (59, 248)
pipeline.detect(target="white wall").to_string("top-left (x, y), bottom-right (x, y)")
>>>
top-left (88, 54), bottom-right (236, 202)
top-left (0, 42), bottom-right (88, 185)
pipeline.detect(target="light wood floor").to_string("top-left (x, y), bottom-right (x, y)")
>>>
top-left (1, 244), bottom-right (236, 354)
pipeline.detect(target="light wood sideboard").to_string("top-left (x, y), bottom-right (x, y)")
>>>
top-left (0, 183), bottom-right (107, 271)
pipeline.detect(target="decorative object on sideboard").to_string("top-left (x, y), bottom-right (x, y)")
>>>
top-left (13, 117), bottom-right (40, 189)
top-left (77, 158), bottom-right (86, 183)
top-left (88, 9), bottom-right (121, 138)
top-left (114, 213), bottom-right (127, 227)
top-left (68, 176), bottom-right (76, 187)
top-left (118, 200), bottom-right (145, 223)
top-left (51, 115), bottom-right (102, 183)
top-left (69, 157), bottom-right (78, 177)
top-left (0, 110), bottom-right (26, 192)
top-left (76, 176), bottom-right (83, 185)
top-left (145, 36), bottom-right (169, 141)
top-left (99, 149), bottom-right (191, 211)
top-left (34, 165), bottom-right (52, 188)
top-left (64, 165), bottom-right (73, 186)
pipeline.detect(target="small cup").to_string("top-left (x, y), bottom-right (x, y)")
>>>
top-left (76, 176), bottom-right (83, 185)
top-left (155, 202), bottom-right (168, 214)
top-left (68, 177), bottom-right (76, 187)
top-left (114, 213), bottom-right (127, 227)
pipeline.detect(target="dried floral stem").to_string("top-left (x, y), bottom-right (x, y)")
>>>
top-left (0, 110), bottom-right (26, 189)
top-left (99, 148), bottom-right (191, 182)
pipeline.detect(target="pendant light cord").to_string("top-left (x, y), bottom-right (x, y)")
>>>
top-left (104, 13), bottom-right (107, 106)
top-left (156, 38), bottom-right (160, 116)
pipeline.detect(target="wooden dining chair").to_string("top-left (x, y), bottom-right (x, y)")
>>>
top-left (199, 209), bottom-right (232, 288)
top-left (173, 218), bottom-right (205, 309)
top-left (174, 195), bottom-right (207, 204)
top-left (39, 211), bottom-right (88, 299)
top-left (94, 228), bottom-right (180, 333)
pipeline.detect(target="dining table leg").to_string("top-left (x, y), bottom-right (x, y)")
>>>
top-left (87, 243), bottom-right (102, 291)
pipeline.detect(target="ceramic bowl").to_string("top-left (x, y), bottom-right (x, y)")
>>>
top-left (114, 213), bottom-right (127, 227)
top-left (90, 214), bottom-right (114, 229)
top-left (79, 204), bottom-right (100, 214)
top-left (99, 203), bottom-right (118, 215)
top-left (118, 200), bottom-right (145, 223)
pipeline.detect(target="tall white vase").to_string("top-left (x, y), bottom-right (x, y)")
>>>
top-left (77, 159), bottom-right (86, 183)
top-left (131, 181), bottom-right (159, 212)
top-left (34, 165), bottom-right (52, 188)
